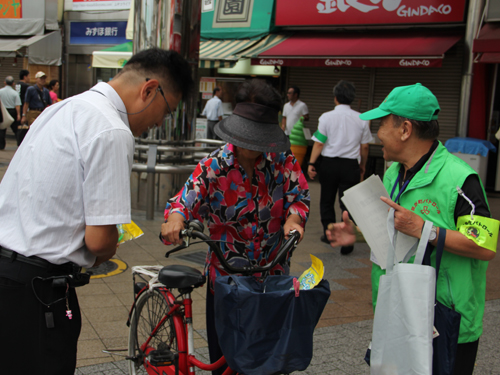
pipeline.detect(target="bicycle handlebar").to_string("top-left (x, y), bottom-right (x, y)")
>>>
top-left (165, 220), bottom-right (301, 276)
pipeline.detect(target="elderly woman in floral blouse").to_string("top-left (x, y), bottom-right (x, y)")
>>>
top-left (161, 79), bottom-right (310, 375)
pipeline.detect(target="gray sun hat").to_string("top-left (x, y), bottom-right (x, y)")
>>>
top-left (214, 102), bottom-right (290, 153)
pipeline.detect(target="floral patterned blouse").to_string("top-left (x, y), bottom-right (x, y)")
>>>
top-left (163, 143), bottom-right (310, 291)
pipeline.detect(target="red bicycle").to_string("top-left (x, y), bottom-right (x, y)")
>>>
top-left (126, 220), bottom-right (301, 375)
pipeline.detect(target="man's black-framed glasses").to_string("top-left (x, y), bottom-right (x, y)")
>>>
top-left (146, 78), bottom-right (175, 123)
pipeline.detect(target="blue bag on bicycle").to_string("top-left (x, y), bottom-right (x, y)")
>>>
top-left (214, 275), bottom-right (330, 375)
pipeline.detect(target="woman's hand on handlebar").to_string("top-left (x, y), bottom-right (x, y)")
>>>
top-left (284, 214), bottom-right (304, 242)
top-left (160, 213), bottom-right (186, 245)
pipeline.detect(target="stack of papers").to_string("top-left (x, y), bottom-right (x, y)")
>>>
top-left (341, 175), bottom-right (418, 269)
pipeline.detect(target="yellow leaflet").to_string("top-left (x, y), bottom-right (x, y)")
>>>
top-left (117, 220), bottom-right (144, 244)
top-left (297, 254), bottom-right (325, 290)
top-left (457, 215), bottom-right (499, 252)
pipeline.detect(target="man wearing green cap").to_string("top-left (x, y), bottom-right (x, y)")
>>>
top-left (327, 83), bottom-right (498, 374)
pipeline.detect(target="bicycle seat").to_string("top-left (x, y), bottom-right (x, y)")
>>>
top-left (159, 265), bottom-right (206, 289)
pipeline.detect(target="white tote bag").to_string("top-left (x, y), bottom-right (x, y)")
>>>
top-left (0, 100), bottom-right (14, 130)
top-left (370, 210), bottom-right (436, 375)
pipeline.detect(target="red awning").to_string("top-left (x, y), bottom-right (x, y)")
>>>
top-left (477, 53), bottom-right (500, 64)
top-left (473, 23), bottom-right (500, 53)
top-left (251, 32), bottom-right (462, 68)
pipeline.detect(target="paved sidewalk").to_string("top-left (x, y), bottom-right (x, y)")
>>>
top-left (1, 133), bottom-right (500, 374)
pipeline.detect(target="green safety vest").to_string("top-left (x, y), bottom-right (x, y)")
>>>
top-left (372, 141), bottom-right (489, 343)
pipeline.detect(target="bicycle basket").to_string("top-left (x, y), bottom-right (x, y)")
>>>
top-left (214, 275), bottom-right (331, 375)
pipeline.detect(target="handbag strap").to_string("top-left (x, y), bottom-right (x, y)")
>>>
top-left (386, 209), bottom-right (433, 272)
top-left (36, 87), bottom-right (48, 108)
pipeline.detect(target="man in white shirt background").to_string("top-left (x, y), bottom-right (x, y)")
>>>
top-left (307, 80), bottom-right (372, 254)
top-left (281, 86), bottom-right (309, 136)
top-left (0, 76), bottom-right (21, 149)
top-left (0, 48), bottom-right (193, 374)
top-left (202, 86), bottom-right (223, 139)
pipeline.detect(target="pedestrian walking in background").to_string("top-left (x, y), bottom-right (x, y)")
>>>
top-left (16, 69), bottom-right (30, 110)
top-left (18, 71), bottom-right (52, 144)
top-left (202, 86), bottom-right (223, 140)
top-left (308, 80), bottom-right (372, 254)
top-left (281, 85), bottom-right (309, 136)
top-left (49, 79), bottom-right (60, 103)
top-left (0, 76), bottom-right (21, 148)
top-left (0, 48), bottom-right (193, 375)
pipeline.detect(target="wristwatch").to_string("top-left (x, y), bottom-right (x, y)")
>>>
top-left (308, 162), bottom-right (316, 166)
top-left (21, 114), bottom-right (25, 116)
top-left (428, 224), bottom-right (437, 243)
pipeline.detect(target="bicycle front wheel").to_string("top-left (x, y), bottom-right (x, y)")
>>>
top-left (128, 288), bottom-right (179, 375)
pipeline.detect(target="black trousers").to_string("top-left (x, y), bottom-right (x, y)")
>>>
top-left (453, 339), bottom-right (479, 375)
top-left (0, 254), bottom-right (82, 374)
top-left (318, 157), bottom-right (360, 233)
top-left (206, 120), bottom-right (221, 140)
top-left (206, 286), bottom-right (228, 375)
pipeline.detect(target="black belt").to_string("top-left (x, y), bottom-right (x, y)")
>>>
top-left (29, 108), bottom-right (44, 111)
top-left (0, 247), bottom-right (79, 274)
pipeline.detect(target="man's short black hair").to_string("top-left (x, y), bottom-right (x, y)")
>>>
top-left (393, 115), bottom-right (440, 140)
top-left (289, 86), bottom-right (300, 98)
top-left (121, 48), bottom-right (194, 100)
top-left (19, 69), bottom-right (29, 80)
top-left (333, 80), bottom-right (356, 105)
top-left (213, 87), bottom-right (221, 96)
top-left (236, 79), bottom-right (282, 112)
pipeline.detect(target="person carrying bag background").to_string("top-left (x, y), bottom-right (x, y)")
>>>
top-left (325, 83), bottom-right (499, 375)
top-left (19, 71), bottom-right (52, 145)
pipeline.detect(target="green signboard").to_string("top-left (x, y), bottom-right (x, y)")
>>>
top-left (201, 0), bottom-right (276, 40)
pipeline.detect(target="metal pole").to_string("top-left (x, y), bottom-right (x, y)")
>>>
top-left (146, 172), bottom-right (155, 220)
top-left (458, 0), bottom-right (485, 137)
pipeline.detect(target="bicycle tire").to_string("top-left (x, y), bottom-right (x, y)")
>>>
top-left (128, 288), bottom-right (179, 375)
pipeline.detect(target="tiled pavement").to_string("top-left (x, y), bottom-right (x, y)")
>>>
top-left (1, 132), bottom-right (500, 374)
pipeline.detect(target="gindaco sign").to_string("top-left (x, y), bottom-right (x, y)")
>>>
top-left (276, 0), bottom-right (466, 26)
top-left (253, 58), bottom-right (442, 68)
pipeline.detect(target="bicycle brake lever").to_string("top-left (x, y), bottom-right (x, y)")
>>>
top-left (165, 242), bottom-right (187, 258)
top-left (165, 229), bottom-right (190, 258)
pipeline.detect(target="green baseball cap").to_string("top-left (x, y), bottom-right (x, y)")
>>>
top-left (360, 83), bottom-right (440, 121)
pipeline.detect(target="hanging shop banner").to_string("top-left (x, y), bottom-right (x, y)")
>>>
top-left (275, 0), bottom-right (466, 26)
top-left (70, 21), bottom-right (129, 45)
top-left (71, 0), bottom-right (131, 11)
top-left (201, 0), bottom-right (275, 39)
top-left (0, 0), bottom-right (22, 18)
top-left (252, 57), bottom-right (443, 68)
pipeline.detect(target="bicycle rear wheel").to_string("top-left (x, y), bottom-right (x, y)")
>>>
top-left (128, 288), bottom-right (179, 375)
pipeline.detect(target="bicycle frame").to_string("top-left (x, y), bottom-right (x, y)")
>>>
top-left (132, 283), bottom-right (234, 375)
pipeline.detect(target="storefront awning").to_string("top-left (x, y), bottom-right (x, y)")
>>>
top-left (249, 32), bottom-right (462, 68)
top-left (473, 23), bottom-right (500, 53)
top-left (199, 39), bottom-right (262, 68)
top-left (0, 31), bottom-right (62, 65)
top-left (92, 42), bottom-right (133, 69)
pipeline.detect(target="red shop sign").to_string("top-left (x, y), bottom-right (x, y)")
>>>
top-left (252, 58), bottom-right (443, 68)
top-left (275, 0), bottom-right (466, 26)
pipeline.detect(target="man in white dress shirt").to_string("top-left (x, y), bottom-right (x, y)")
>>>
top-left (0, 76), bottom-right (22, 148)
top-left (281, 86), bottom-right (309, 136)
top-left (307, 80), bottom-right (372, 254)
top-left (202, 86), bottom-right (223, 139)
top-left (0, 48), bottom-right (193, 374)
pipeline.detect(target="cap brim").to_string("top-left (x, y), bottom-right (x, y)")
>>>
top-left (215, 114), bottom-right (290, 153)
top-left (359, 107), bottom-right (391, 121)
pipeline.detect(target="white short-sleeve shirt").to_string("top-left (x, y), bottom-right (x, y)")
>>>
top-left (282, 99), bottom-right (309, 136)
top-left (202, 96), bottom-right (223, 121)
top-left (0, 82), bottom-right (135, 267)
top-left (312, 104), bottom-right (373, 160)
